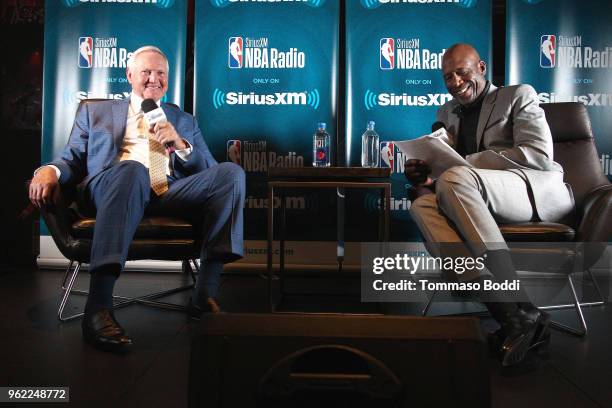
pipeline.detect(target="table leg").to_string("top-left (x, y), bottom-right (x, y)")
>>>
top-left (384, 184), bottom-right (391, 241)
top-left (337, 187), bottom-right (345, 273)
top-left (267, 184), bottom-right (275, 312)
top-left (280, 191), bottom-right (286, 298)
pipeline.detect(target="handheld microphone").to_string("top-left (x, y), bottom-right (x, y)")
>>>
top-left (141, 98), bottom-right (167, 128)
top-left (431, 121), bottom-right (446, 132)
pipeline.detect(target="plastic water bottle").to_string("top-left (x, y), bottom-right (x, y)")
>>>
top-left (361, 121), bottom-right (380, 168)
top-left (313, 122), bottom-right (331, 167)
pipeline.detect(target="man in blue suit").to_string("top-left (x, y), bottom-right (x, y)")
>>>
top-left (29, 45), bottom-right (245, 352)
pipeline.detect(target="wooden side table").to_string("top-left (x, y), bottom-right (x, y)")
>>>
top-left (266, 167), bottom-right (391, 311)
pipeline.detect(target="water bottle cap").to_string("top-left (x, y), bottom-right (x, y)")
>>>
top-left (367, 121), bottom-right (375, 129)
top-left (317, 122), bottom-right (326, 130)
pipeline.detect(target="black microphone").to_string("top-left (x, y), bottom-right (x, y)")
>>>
top-left (431, 121), bottom-right (446, 132)
top-left (141, 98), bottom-right (167, 128)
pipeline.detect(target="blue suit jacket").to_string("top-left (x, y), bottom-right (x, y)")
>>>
top-left (51, 98), bottom-right (217, 188)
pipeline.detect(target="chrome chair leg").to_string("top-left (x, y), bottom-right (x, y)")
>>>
top-left (550, 274), bottom-right (588, 336)
top-left (60, 260), bottom-right (74, 291)
top-left (422, 289), bottom-right (436, 316)
top-left (58, 262), bottom-right (81, 322)
top-left (57, 258), bottom-right (200, 322)
top-left (421, 270), bottom-right (603, 337)
top-left (586, 267), bottom-right (605, 305)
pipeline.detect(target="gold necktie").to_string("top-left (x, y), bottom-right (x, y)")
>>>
top-left (140, 116), bottom-right (169, 196)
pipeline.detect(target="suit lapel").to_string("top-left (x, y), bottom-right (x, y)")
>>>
top-left (447, 102), bottom-right (461, 147)
top-left (476, 84), bottom-right (498, 150)
top-left (161, 103), bottom-right (177, 128)
top-left (112, 98), bottom-right (129, 148)
top-left (161, 103), bottom-right (181, 169)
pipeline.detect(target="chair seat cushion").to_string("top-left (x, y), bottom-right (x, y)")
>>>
top-left (500, 222), bottom-right (576, 242)
top-left (72, 216), bottom-right (195, 239)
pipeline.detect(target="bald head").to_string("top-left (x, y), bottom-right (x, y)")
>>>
top-left (444, 43), bottom-right (482, 65)
top-left (442, 43), bottom-right (487, 106)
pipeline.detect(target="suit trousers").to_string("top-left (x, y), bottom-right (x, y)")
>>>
top-left (410, 166), bottom-right (536, 281)
top-left (84, 160), bottom-right (245, 272)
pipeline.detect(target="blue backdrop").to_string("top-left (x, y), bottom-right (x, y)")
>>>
top-left (194, 0), bottom-right (339, 245)
top-left (41, 0), bottom-right (187, 235)
top-left (346, 0), bottom-right (492, 241)
top-left (507, 0), bottom-right (612, 180)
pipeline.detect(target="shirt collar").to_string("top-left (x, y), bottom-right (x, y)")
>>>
top-left (129, 92), bottom-right (161, 114)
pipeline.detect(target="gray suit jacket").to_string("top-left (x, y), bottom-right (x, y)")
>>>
top-left (435, 84), bottom-right (574, 222)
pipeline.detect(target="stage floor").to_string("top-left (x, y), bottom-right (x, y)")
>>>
top-left (0, 267), bottom-right (610, 407)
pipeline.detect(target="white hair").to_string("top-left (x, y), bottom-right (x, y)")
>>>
top-left (127, 45), bottom-right (169, 72)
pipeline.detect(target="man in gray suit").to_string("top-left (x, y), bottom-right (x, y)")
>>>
top-left (406, 44), bottom-right (574, 367)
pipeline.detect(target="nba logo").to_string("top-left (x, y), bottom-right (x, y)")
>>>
top-left (78, 37), bottom-right (93, 68)
top-left (380, 142), bottom-right (395, 172)
top-left (380, 38), bottom-right (394, 70)
top-left (540, 35), bottom-right (556, 68)
top-left (228, 37), bottom-right (243, 69)
top-left (227, 140), bottom-right (241, 165)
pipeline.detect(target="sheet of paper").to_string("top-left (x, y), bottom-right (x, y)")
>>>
top-left (394, 128), bottom-right (470, 178)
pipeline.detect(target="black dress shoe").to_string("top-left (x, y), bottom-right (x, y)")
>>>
top-left (187, 297), bottom-right (222, 320)
top-left (82, 309), bottom-right (133, 352)
top-left (500, 308), bottom-right (544, 367)
top-left (528, 310), bottom-right (551, 351)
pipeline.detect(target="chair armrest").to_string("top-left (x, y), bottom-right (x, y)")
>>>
top-left (39, 187), bottom-right (82, 260)
top-left (576, 184), bottom-right (612, 242)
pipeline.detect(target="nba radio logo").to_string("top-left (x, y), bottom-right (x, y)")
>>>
top-left (540, 35), bottom-right (556, 68)
top-left (380, 38), bottom-right (394, 70)
top-left (228, 37), bottom-right (243, 69)
top-left (227, 140), bottom-right (241, 165)
top-left (380, 142), bottom-right (395, 171)
top-left (78, 37), bottom-right (93, 68)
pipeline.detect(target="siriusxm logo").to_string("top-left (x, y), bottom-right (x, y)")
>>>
top-left (63, 89), bottom-right (130, 104)
top-left (538, 92), bottom-right (612, 107)
top-left (364, 89), bottom-right (452, 110)
top-left (364, 193), bottom-right (411, 213)
top-left (380, 38), bottom-right (445, 70)
top-left (211, 0), bottom-right (325, 8)
top-left (63, 0), bottom-right (174, 8)
top-left (361, 0), bottom-right (474, 9)
top-left (227, 139), bottom-right (305, 173)
top-left (213, 88), bottom-right (320, 109)
top-left (540, 35), bottom-right (612, 69)
top-left (78, 36), bottom-right (131, 69)
top-left (228, 37), bottom-right (306, 69)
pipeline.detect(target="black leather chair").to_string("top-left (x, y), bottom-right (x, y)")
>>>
top-left (42, 187), bottom-right (201, 321)
top-left (42, 101), bottom-right (202, 322)
top-left (423, 102), bottom-right (611, 336)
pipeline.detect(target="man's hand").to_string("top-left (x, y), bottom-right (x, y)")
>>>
top-left (404, 159), bottom-right (433, 187)
top-left (151, 122), bottom-right (187, 150)
top-left (29, 167), bottom-right (60, 208)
